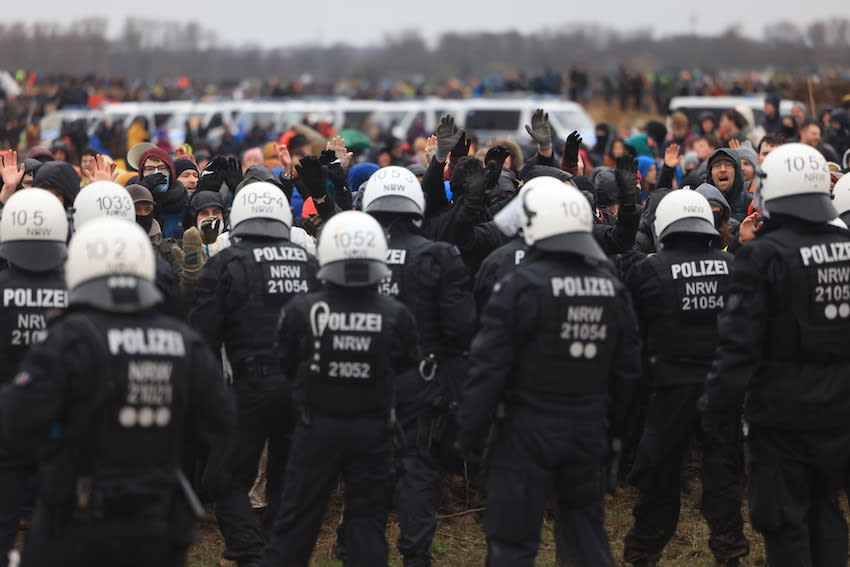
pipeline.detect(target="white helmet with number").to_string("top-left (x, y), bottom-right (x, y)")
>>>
top-left (230, 182), bottom-right (293, 239)
top-left (757, 142), bottom-right (836, 222)
top-left (362, 166), bottom-right (425, 218)
top-left (519, 176), bottom-right (606, 261)
top-left (65, 217), bottom-right (161, 312)
top-left (653, 188), bottom-right (718, 243)
top-left (0, 188), bottom-right (68, 271)
top-left (72, 181), bottom-right (135, 229)
top-left (831, 173), bottom-right (850, 226)
top-left (317, 210), bottom-right (391, 287)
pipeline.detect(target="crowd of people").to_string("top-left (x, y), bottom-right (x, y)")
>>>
top-left (2, 65), bottom-right (848, 154)
top-left (1, 87), bottom-right (850, 567)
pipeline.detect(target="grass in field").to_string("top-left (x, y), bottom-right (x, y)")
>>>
top-left (187, 478), bottom-right (773, 567)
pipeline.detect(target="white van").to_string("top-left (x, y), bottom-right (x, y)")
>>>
top-left (668, 95), bottom-right (805, 128)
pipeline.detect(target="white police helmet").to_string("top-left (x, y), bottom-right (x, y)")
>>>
top-left (831, 173), bottom-right (850, 226)
top-left (362, 166), bottom-right (425, 218)
top-left (230, 182), bottom-right (293, 239)
top-left (757, 142), bottom-right (835, 222)
top-left (519, 176), bottom-right (606, 261)
top-left (0, 188), bottom-right (68, 271)
top-left (65, 217), bottom-right (161, 312)
top-left (316, 210), bottom-right (390, 287)
top-left (653, 188), bottom-right (718, 243)
top-left (72, 181), bottom-right (135, 229)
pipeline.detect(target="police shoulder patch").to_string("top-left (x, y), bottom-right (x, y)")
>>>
top-left (13, 372), bottom-right (31, 387)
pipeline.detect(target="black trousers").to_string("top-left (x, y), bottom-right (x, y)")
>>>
top-left (0, 464), bottom-right (35, 567)
top-left (747, 425), bottom-right (850, 567)
top-left (394, 417), bottom-right (441, 566)
top-left (483, 409), bottom-right (614, 567)
top-left (624, 384), bottom-right (749, 563)
top-left (260, 415), bottom-right (393, 567)
top-left (212, 372), bottom-right (294, 564)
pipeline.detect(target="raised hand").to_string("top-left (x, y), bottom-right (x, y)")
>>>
top-left (525, 108), bottom-right (552, 150)
top-left (664, 143), bottom-right (681, 169)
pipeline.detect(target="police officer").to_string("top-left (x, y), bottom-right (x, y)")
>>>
top-left (473, 184), bottom-right (532, 313)
top-left (260, 210), bottom-right (419, 567)
top-left (362, 166), bottom-right (475, 567)
top-left (702, 143), bottom-right (850, 567)
top-left (458, 177), bottom-right (641, 567)
top-left (189, 181), bottom-right (320, 567)
top-left (622, 189), bottom-right (748, 567)
top-left (0, 189), bottom-right (68, 566)
top-left (0, 217), bottom-right (234, 567)
top-left (72, 181), bottom-right (181, 317)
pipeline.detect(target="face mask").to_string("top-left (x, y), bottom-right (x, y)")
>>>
top-left (197, 216), bottom-right (224, 234)
top-left (148, 171), bottom-right (170, 193)
top-left (712, 210), bottom-right (723, 227)
top-left (136, 214), bottom-right (153, 233)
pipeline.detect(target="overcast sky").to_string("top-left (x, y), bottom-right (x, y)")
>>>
top-left (4, 0), bottom-right (845, 48)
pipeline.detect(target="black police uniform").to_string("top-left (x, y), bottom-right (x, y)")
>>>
top-left (474, 236), bottom-right (526, 313)
top-left (375, 217), bottom-right (475, 566)
top-left (459, 249), bottom-right (641, 567)
top-left (622, 234), bottom-right (749, 565)
top-left (188, 235), bottom-right (320, 566)
top-left (0, 267), bottom-right (67, 567)
top-left (703, 216), bottom-right (850, 567)
top-left (260, 285), bottom-right (419, 567)
top-left (0, 307), bottom-right (234, 567)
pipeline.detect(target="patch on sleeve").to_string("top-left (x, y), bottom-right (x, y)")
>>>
top-left (13, 372), bottom-right (31, 387)
top-left (726, 294), bottom-right (743, 312)
top-left (492, 282), bottom-right (502, 294)
top-left (450, 245), bottom-right (461, 256)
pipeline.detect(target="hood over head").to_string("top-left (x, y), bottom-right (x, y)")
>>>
top-left (32, 161), bottom-right (79, 207)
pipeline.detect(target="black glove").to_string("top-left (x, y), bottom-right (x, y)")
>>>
top-left (449, 131), bottom-right (471, 163)
top-left (295, 156), bottom-right (328, 200)
top-left (319, 149), bottom-right (337, 166)
top-left (524, 108), bottom-right (552, 150)
top-left (465, 160), bottom-right (501, 212)
top-left (435, 115), bottom-right (465, 162)
top-left (138, 172), bottom-right (168, 193)
top-left (484, 145), bottom-right (510, 171)
top-left (224, 157), bottom-right (243, 192)
top-left (614, 155), bottom-right (640, 204)
top-left (564, 131), bottom-right (582, 164)
top-left (196, 157), bottom-right (228, 192)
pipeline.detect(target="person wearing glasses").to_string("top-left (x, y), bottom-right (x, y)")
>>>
top-left (135, 147), bottom-right (189, 240)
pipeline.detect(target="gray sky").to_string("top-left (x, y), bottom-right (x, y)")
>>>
top-left (5, 0), bottom-right (846, 48)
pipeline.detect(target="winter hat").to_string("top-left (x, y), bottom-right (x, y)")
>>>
top-left (644, 121), bottom-right (668, 149)
top-left (126, 184), bottom-right (154, 204)
top-left (23, 158), bottom-right (43, 176)
top-left (521, 165), bottom-right (572, 183)
top-left (624, 133), bottom-right (653, 158)
top-left (682, 152), bottom-right (700, 170)
top-left (636, 156), bottom-right (657, 181)
top-left (695, 183), bottom-right (731, 221)
top-left (348, 163), bottom-right (380, 193)
top-left (174, 158), bottom-right (198, 178)
top-left (589, 167), bottom-right (618, 206)
top-left (25, 146), bottom-right (54, 163)
top-left (407, 164), bottom-right (427, 177)
top-left (733, 141), bottom-right (759, 172)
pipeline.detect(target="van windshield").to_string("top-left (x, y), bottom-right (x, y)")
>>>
top-left (549, 109), bottom-right (595, 132)
top-left (464, 109), bottom-right (521, 131)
